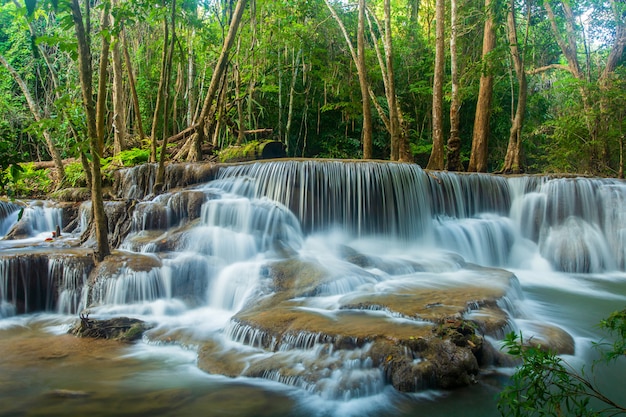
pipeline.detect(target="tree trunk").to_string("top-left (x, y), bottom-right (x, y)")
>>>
top-left (150, 15), bottom-right (169, 162)
top-left (70, 0), bottom-right (110, 261)
top-left (285, 47), bottom-right (302, 155)
top-left (446, 0), bottom-right (462, 171)
top-left (358, 0), bottom-right (373, 159)
top-left (468, 0), bottom-right (496, 173)
top-left (155, 0), bottom-right (177, 193)
top-left (324, 0), bottom-right (372, 160)
top-left (501, 0), bottom-right (527, 174)
top-left (122, 30), bottom-right (146, 141)
top-left (427, 0), bottom-right (445, 170)
top-left (96, 6), bottom-right (110, 156)
top-left (190, 0), bottom-right (247, 161)
top-left (111, 0), bottom-right (127, 156)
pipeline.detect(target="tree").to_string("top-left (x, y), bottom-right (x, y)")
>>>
top-left (69, 0), bottom-right (111, 260)
top-left (446, 0), bottom-right (462, 171)
top-left (110, 0), bottom-right (127, 156)
top-left (188, 0), bottom-right (247, 162)
top-left (427, 0), bottom-right (445, 170)
top-left (324, 0), bottom-right (373, 159)
top-left (468, 0), bottom-right (496, 172)
top-left (500, 0), bottom-right (527, 174)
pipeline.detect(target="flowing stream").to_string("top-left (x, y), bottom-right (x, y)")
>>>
top-left (1, 160), bottom-right (625, 416)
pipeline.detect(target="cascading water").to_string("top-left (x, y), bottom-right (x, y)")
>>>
top-left (1, 160), bottom-right (626, 417)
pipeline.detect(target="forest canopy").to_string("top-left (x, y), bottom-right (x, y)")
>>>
top-left (0, 0), bottom-right (624, 192)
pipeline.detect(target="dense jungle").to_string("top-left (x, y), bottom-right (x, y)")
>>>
top-left (0, 0), bottom-right (624, 193)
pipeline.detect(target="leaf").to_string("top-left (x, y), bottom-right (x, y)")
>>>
top-left (25, 0), bottom-right (37, 16)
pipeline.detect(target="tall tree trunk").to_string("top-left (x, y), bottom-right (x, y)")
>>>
top-left (150, 15), bottom-right (169, 162)
top-left (384, 0), bottom-right (405, 161)
top-left (366, 7), bottom-right (410, 161)
top-left (427, 0), bottom-right (445, 170)
top-left (155, 0), bottom-right (177, 193)
top-left (446, 0), bottom-right (462, 171)
top-left (358, 0), bottom-right (373, 159)
top-left (501, 0), bottom-right (527, 174)
top-left (96, 6), bottom-right (111, 155)
top-left (70, 0), bottom-right (110, 261)
top-left (285, 47), bottom-right (302, 155)
top-left (111, 0), bottom-right (127, 156)
top-left (187, 27), bottom-right (196, 126)
top-left (122, 29), bottom-right (146, 140)
top-left (189, 0), bottom-right (247, 161)
top-left (468, 0), bottom-right (496, 172)
top-left (0, 54), bottom-right (65, 182)
top-left (324, 0), bottom-right (372, 159)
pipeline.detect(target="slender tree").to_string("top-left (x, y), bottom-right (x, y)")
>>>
top-left (188, 0), bottom-right (247, 161)
top-left (446, 0), bottom-right (462, 171)
top-left (69, 0), bottom-right (110, 260)
top-left (427, 0), bottom-right (445, 170)
top-left (500, 0), bottom-right (527, 174)
top-left (324, 0), bottom-right (373, 159)
top-left (111, 0), bottom-right (127, 155)
top-left (468, 0), bottom-right (496, 172)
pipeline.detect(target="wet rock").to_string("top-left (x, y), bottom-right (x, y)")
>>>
top-left (522, 322), bottom-right (575, 355)
top-left (69, 315), bottom-right (152, 342)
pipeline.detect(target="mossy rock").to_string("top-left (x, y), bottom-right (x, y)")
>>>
top-left (218, 140), bottom-right (285, 163)
top-left (69, 316), bottom-right (153, 343)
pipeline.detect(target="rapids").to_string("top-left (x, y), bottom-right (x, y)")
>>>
top-left (1, 160), bottom-right (625, 416)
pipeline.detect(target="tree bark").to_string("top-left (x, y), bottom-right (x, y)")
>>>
top-left (150, 15), bottom-right (169, 162)
top-left (96, 5), bottom-right (111, 156)
top-left (189, 0), bottom-right (247, 161)
top-left (358, 0), bottom-right (373, 159)
top-left (427, 0), bottom-right (445, 170)
top-left (446, 0), bottom-right (462, 171)
top-left (122, 29), bottom-right (146, 141)
top-left (70, 0), bottom-right (110, 261)
top-left (111, 0), bottom-right (127, 155)
top-left (501, 0), bottom-right (527, 174)
top-left (468, 0), bottom-right (496, 173)
top-left (324, 0), bottom-right (373, 159)
top-left (155, 0), bottom-right (177, 192)
top-left (285, 47), bottom-right (302, 155)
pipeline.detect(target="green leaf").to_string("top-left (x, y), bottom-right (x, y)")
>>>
top-left (24, 0), bottom-right (37, 16)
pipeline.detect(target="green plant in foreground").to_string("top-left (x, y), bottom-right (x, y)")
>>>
top-left (498, 309), bottom-right (626, 417)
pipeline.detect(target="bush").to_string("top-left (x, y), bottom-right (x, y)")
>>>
top-left (2, 163), bottom-right (53, 197)
top-left (498, 310), bottom-right (626, 416)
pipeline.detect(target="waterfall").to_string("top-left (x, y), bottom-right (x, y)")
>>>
top-left (2, 160), bottom-right (626, 411)
top-left (0, 201), bottom-right (22, 237)
top-left (216, 160), bottom-right (433, 239)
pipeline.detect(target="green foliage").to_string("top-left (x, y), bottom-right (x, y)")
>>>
top-left (63, 160), bottom-right (86, 187)
top-left (101, 147), bottom-right (151, 179)
top-left (2, 162), bottom-right (52, 197)
top-left (498, 310), bottom-right (626, 417)
top-left (596, 309), bottom-right (626, 364)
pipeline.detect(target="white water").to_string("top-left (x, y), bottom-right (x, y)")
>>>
top-left (1, 162), bottom-right (625, 416)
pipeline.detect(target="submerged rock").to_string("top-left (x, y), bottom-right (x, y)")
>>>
top-left (69, 315), bottom-right (152, 343)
